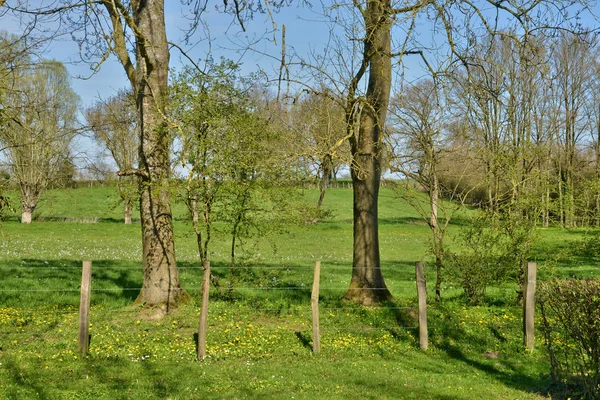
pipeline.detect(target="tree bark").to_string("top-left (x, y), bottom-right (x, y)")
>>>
top-left (430, 172), bottom-right (443, 302)
top-left (190, 193), bottom-right (199, 224)
top-left (21, 210), bottom-right (32, 224)
top-left (19, 186), bottom-right (39, 224)
top-left (124, 0), bottom-right (186, 309)
top-left (124, 201), bottom-right (133, 225)
top-left (343, 0), bottom-right (393, 305)
top-left (317, 154), bottom-right (332, 209)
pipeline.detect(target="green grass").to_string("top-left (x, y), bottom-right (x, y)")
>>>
top-left (0, 186), bottom-right (597, 399)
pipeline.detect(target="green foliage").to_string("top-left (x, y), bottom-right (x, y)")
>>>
top-left (447, 212), bottom-right (536, 305)
top-left (539, 278), bottom-right (600, 399)
top-left (574, 230), bottom-right (600, 259)
top-left (171, 59), bottom-right (310, 265)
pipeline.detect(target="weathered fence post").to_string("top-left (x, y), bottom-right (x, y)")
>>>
top-left (197, 260), bottom-right (211, 360)
top-left (415, 262), bottom-right (428, 350)
top-left (78, 260), bottom-right (92, 355)
top-left (311, 260), bottom-right (321, 353)
top-left (523, 261), bottom-right (537, 351)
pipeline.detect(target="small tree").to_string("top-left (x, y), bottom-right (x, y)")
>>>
top-left (172, 61), bottom-right (295, 277)
top-left (0, 60), bottom-right (78, 223)
top-left (447, 210), bottom-right (536, 305)
top-left (86, 89), bottom-right (139, 224)
top-left (389, 79), bottom-right (468, 302)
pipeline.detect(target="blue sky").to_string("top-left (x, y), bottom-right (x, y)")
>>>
top-left (2, 2), bottom-right (334, 169)
top-left (3, 1), bottom-right (599, 172)
top-left (31, 3), bottom-right (331, 107)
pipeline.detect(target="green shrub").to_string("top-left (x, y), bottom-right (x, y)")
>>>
top-left (447, 212), bottom-right (535, 305)
top-left (575, 231), bottom-right (600, 259)
top-left (539, 278), bottom-right (600, 399)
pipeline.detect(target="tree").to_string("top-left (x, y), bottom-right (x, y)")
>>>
top-left (0, 60), bottom-right (78, 223)
top-left (171, 61), bottom-right (253, 265)
top-left (289, 0), bottom-right (590, 305)
top-left (4, 0), bottom-right (283, 310)
top-left (389, 79), bottom-right (461, 302)
top-left (86, 89), bottom-right (138, 224)
top-left (291, 90), bottom-right (349, 209)
top-left (172, 60), bottom-right (299, 292)
top-left (550, 33), bottom-right (597, 227)
top-left (334, 0), bottom-right (394, 305)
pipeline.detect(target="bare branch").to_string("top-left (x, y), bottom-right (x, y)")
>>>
top-left (117, 168), bottom-right (149, 178)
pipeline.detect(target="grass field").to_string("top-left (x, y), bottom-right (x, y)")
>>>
top-left (0, 186), bottom-right (597, 399)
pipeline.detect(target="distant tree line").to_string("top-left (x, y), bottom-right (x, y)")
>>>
top-left (390, 32), bottom-right (600, 228)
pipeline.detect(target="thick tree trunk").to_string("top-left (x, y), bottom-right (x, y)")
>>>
top-left (344, 158), bottom-right (392, 304)
top-left (343, 0), bottom-right (393, 305)
top-left (132, 0), bottom-right (186, 309)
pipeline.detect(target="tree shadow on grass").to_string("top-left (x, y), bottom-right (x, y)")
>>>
top-left (438, 342), bottom-right (552, 397)
top-left (178, 260), bottom-right (314, 304)
top-left (2, 356), bottom-right (52, 400)
top-left (0, 259), bottom-right (141, 308)
top-left (430, 304), bottom-right (551, 398)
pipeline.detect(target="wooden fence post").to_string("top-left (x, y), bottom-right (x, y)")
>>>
top-left (523, 261), bottom-right (537, 351)
top-left (197, 260), bottom-right (211, 360)
top-left (415, 262), bottom-right (428, 350)
top-left (311, 260), bottom-right (321, 353)
top-left (78, 260), bottom-right (92, 355)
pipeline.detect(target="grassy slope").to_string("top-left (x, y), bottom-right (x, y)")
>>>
top-left (0, 186), bottom-right (596, 399)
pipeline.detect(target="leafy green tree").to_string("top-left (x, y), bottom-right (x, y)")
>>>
top-left (171, 61), bottom-right (295, 276)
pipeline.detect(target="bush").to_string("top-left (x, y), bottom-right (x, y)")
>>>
top-left (447, 212), bottom-right (535, 306)
top-left (575, 231), bottom-right (600, 259)
top-left (539, 278), bottom-right (600, 399)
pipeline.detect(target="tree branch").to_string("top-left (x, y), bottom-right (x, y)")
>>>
top-left (102, 0), bottom-right (137, 87)
top-left (168, 41), bottom-right (207, 76)
top-left (392, 0), bottom-right (432, 15)
top-left (117, 168), bottom-right (149, 178)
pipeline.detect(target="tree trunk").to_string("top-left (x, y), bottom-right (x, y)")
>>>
top-left (343, 0), bottom-right (393, 305)
top-left (544, 181), bottom-right (550, 228)
top-left (190, 193), bottom-right (199, 224)
top-left (430, 172), bottom-right (442, 302)
top-left (21, 209), bottom-right (32, 224)
top-left (19, 186), bottom-right (39, 224)
top-left (124, 201), bottom-right (133, 225)
top-left (132, 0), bottom-right (186, 309)
top-left (317, 154), bottom-right (332, 209)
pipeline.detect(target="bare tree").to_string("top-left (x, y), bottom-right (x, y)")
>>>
top-left (291, 90), bottom-right (349, 209)
top-left (389, 79), bottom-right (460, 302)
top-left (550, 33), bottom-right (597, 227)
top-left (86, 89), bottom-right (138, 224)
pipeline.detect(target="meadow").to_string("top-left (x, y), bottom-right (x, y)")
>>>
top-left (0, 185), bottom-right (597, 399)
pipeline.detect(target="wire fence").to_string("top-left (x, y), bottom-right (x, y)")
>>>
top-left (0, 260), bottom-right (533, 360)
